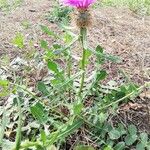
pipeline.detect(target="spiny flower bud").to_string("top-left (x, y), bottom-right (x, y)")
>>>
top-left (76, 8), bottom-right (93, 28)
top-left (61, 0), bottom-right (96, 28)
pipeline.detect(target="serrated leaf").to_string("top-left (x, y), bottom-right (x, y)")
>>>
top-left (109, 129), bottom-right (121, 140)
top-left (125, 134), bottom-right (137, 146)
top-left (136, 143), bottom-right (145, 150)
top-left (114, 142), bottom-right (125, 150)
top-left (30, 102), bottom-right (48, 124)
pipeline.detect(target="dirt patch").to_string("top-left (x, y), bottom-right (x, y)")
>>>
top-left (90, 7), bottom-right (150, 83)
top-left (90, 7), bottom-right (150, 133)
top-left (1, 3), bottom-right (150, 82)
top-left (0, 0), bottom-right (53, 58)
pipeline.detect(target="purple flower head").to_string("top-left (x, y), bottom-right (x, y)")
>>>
top-left (61, 0), bottom-right (96, 9)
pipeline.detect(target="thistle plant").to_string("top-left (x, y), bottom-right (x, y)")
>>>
top-left (61, 0), bottom-right (96, 97)
top-left (2, 1), bottom-right (150, 150)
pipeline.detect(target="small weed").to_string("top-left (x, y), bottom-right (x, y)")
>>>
top-left (46, 4), bottom-right (73, 24)
top-left (0, 0), bottom-right (23, 11)
top-left (101, 0), bottom-right (150, 15)
top-left (1, 24), bottom-right (149, 150)
top-left (12, 33), bottom-right (25, 49)
top-left (21, 20), bottom-right (31, 29)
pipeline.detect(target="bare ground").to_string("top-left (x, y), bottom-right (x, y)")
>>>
top-left (0, 0), bottom-right (150, 133)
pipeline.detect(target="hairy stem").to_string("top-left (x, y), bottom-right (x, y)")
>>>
top-left (78, 27), bottom-right (87, 97)
top-left (67, 51), bottom-right (72, 98)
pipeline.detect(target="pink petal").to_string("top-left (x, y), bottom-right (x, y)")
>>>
top-left (60, 0), bottom-right (96, 8)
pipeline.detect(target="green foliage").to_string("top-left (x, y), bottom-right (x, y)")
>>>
top-left (109, 129), bottom-right (121, 140)
top-left (96, 70), bottom-right (107, 81)
top-left (47, 118), bottom-right (83, 146)
top-left (21, 20), bottom-right (31, 29)
top-left (74, 145), bottom-right (95, 150)
top-left (1, 14), bottom-right (150, 150)
top-left (79, 49), bottom-right (92, 67)
top-left (37, 81), bottom-right (49, 96)
top-left (46, 5), bottom-right (72, 24)
top-left (0, 0), bottom-right (23, 11)
top-left (89, 120), bottom-right (150, 150)
top-left (30, 102), bottom-right (48, 124)
top-left (40, 130), bottom-right (47, 145)
top-left (0, 80), bottom-right (10, 97)
top-left (101, 0), bottom-right (150, 15)
top-left (15, 97), bottom-right (22, 150)
top-left (12, 33), bottom-right (25, 49)
top-left (40, 25), bottom-right (58, 38)
top-left (73, 102), bottom-right (83, 115)
top-left (47, 60), bottom-right (60, 74)
top-left (136, 132), bottom-right (149, 150)
top-left (114, 142), bottom-right (125, 150)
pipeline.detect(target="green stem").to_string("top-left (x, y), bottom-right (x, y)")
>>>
top-left (15, 97), bottom-right (22, 150)
top-left (67, 51), bottom-right (72, 98)
top-left (78, 27), bottom-right (87, 97)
